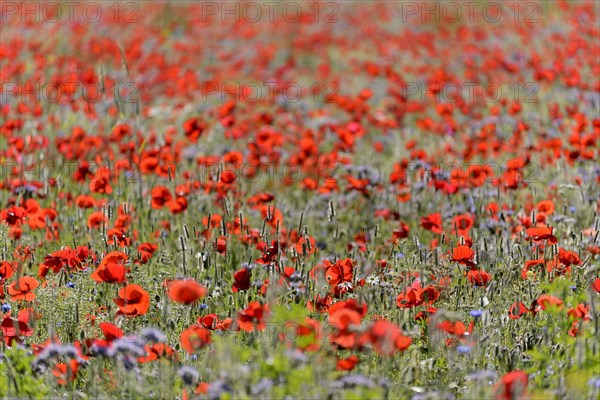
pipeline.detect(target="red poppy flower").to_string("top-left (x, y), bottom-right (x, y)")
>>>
top-left (453, 214), bottom-right (474, 236)
top-left (168, 279), bottom-right (207, 305)
top-left (328, 299), bottom-right (368, 318)
top-left (329, 308), bottom-right (362, 332)
top-left (180, 324), bottom-right (211, 353)
top-left (137, 243), bottom-right (158, 264)
top-left (101, 251), bottom-right (128, 265)
top-left (493, 371), bottom-right (528, 400)
top-left (75, 195), bottom-right (96, 208)
top-left (8, 276), bottom-right (39, 301)
top-left (279, 318), bottom-right (322, 352)
top-left (87, 211), bottom-right (108, 229)
top-left (592, 278), bottom-right (600, 293)
top-left (536, 200), bottom-right (554, 215)
top-left (294, 236), bottom-right (316, 258)
top-left (99, 322), bottom-right (123, 343)
top-left (567, 303), bottom-right (590, 321)
top-left (232, 268), bottom-right (251, 292)
top-left (167, 196), bottom-right (188, 214)
top-left (0, 261), bottom-right (17, 280)
top-left (509, 302), bottom-right (531, 319)
top-left (421, 212), bottom-right (443, 234)
top-left (199, 314), bottom-right (232, 331)
top-left (328, 308), bottom-right (362, 349)
top-left (216, 236), bottom-right (227, 255)
top-left (521, 259), bottom-right (545, 279)
top-left (396, 284), bottom-right (423, 309)
top-left (256, 240), bottom-right (279, 264)
top-left (91, 263), bottom-right (127, 284)
top-left (183, 117), bottom-right (206, 142)
top-left (436, 320), bottom-right (467, 336)
top-left (307, 294), bottom-right (333, 313)
top-left (537, 294), bottom-right (563, 310)
top-left (151, 186), bottom-right (172, 209)
top-left (415, 307), bottom-right (438, 323)
top-left (220, 170), bottom-right (236, 184)
top-left (237, 302), bottom-right (269, 332)
top-left (113, 284), bottom-right (150, 316)
top-left (336, 355), bottom-right (359, 371)
top-left (53, 359), bottom-right (79, 385)
top-left (106, 228), bottom-right (131, 247)
top-left (568, 318), bottom-right (587, 337)
top-left (391, 222), bottom-right (410, 241)
top-left (1, 308), bottom-right (34, 345)
top-left (38, 248), bottom-right (89, 279)
top-left (139, 343), bottom-right (178, 363)
top-left (89, 167), bottom-right (112, 194)
top-left (1, 206), bottom-right (26, 226)
top-left (324, 258), bottom-right (354, 295)
top-left (467, 270), bottom-right (491, 287)
top-left (419, 284), bottom-right (440, 305)
top-left (557, 248), bottom-right (581, 266)
top-left (525, 226), bottom-right (557, 244)
top-left (362, 319), bottom-right (412, 355)
top-left (260, 205), bottom-right (283, 228)
top-left (452, 245), bottom-right (475, 267)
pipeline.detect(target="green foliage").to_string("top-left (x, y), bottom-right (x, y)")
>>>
top-left (0, 348), bottom-right (49, 398)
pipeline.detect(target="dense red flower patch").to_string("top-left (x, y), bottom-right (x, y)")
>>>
top-left (0, 1), bottom-right (599, 398)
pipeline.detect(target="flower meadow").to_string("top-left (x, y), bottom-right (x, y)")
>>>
top-left (1, 1), bottom-right (599, 399)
